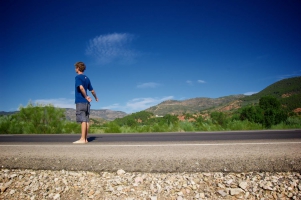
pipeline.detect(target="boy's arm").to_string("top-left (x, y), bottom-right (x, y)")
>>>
top-left (79, 85), bottom-right (92, 102)
top-left (91, 90), bottom-right (99, 102)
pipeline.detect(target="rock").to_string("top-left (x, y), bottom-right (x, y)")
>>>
top-left (0, 169), bottom-right (300, 200)
top-left (199, 192), bottom-right (205, 198)
top-left (230, 188), bottom-right (244, 195)
top-left (218, 189), bottom-right (227, 197)
top-left (239, 181), bottom-right (248, 190)
top-left (117, 169), bottom-right (125, 175)
top-left (135, 176), bottom-right (143, 184)
top-left (53, 193), bottom-right (60, 200)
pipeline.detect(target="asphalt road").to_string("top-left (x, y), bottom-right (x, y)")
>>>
top-left (1, 129), bottom-right (301, 143)
top-left (1, 130), bottom-right (301, 173)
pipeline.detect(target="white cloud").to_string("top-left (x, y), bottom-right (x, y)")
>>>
top-left (186, 80), bottom-right (193, 85)
top-left (187, 80), bottom-right (206, 85)
top-left (85, 33), bottom-right (138, 64)
top-left (137, 82), bottom-right (161, 88)
top-left (244, 92), bottom-right (257, 96)
top-left (102, 96), bottom-right (174, 113)
top-left (197, 80), bottom-right (206, 83)
top-left (101, 103), bottom-right (120, 110)
top-left (34, 98), bottom-right (75, 109)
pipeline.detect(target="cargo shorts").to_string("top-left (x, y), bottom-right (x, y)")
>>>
top-left (76, 103), bottom-right (90, 123)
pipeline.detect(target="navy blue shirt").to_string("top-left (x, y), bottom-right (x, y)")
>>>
top-left (75, 74), bottom-right (93, 103)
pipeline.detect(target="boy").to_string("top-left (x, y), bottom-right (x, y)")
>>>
top-left (73, 61), bottom-right (98, 144)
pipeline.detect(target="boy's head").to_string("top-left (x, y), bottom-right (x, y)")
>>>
top-left (74, 61), bottom-right (86, 72)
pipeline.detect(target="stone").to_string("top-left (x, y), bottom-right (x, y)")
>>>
top-left (53, 193), bottom-right (60, 200)
top-left (239, 181), bottom-right (248, 190)
top-left (230, 188), bottom-right (244, 195)
top-left (117, 169), bottom-right (125, 175)
top-left (218, 189), bottom-right (227, 197)
top-left (1, 169), bottom-right (300, 200)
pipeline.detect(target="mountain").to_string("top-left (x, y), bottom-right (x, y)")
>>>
top-left (0, 111), bottom-right (18, 116)
top-left (0, 109), bottom-right (128, 122)
top-left (145, 76), bottom-right (301, 116)
top-left (64, 108), bottom-right (127, 121)
top-left (145, 95), bottom-right (245, 115)
top-left (241, 76), bottom-right (301, 111)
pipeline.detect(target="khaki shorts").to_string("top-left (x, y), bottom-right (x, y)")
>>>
top-left (76, 103), bottom-right (90, 122)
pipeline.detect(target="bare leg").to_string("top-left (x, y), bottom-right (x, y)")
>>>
top-left (73, 122), bottom-right (87, 144)
top-left (81, 122), bottom-right (87, 142)
top-left (85, 122), bottom-right (89, 143)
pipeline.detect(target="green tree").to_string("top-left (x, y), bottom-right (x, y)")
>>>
top-left (240, 106), bottom-right (263, 124)
top-left (210, 111), bottom-right (227, 126)
top-left (0, 102), bottom-right (69, 134)
top-left (16, 102), bottom-right (65, 133)
top-left (240, 96), bottom-right (288, 128)
top-left (163, 114), bottom-right (179, 125)
top-left (259, 96), bottom-right (288, 128)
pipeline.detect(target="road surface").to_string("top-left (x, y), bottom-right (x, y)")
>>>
top-left (0, 130), bottom-right (301, 172)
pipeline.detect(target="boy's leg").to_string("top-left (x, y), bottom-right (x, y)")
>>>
top-left (86, 122), bottom-right (89, 143)
top-left (81, 122), bottom-right (87, 141)
top-left (74, 103), bottom-right (89, 144)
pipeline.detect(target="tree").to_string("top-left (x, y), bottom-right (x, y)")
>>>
top-left (239, 96), bottom-right (288, 128)
top-left (210, 112), bottom-right (227, 126)
top-left (240, 106), bottom-right (263, 124)
top-left (163, 114), bottom-right (179, 125)
top-left (16, 102), bottom-right (66, 133)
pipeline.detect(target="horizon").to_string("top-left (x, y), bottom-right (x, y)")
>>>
top-left (1, 93), bottom-right (250, 114)
top-left (2, 0), bottom-right (301, 113)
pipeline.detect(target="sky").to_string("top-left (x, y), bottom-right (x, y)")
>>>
top-left (1, 0), bottom-right (301, 114)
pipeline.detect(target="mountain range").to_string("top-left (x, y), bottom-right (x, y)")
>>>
top-left (1, 76), bottom-right (300, 121)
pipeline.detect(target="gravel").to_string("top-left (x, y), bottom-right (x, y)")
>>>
top-left (1, 168), bottom-right (301, 200)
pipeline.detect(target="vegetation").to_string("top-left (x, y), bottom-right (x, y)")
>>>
top-left (88, 96), bottom-right (299, 133)
top-left (0, 102), bottom-right (81, 134)
top-left (241, 76), bottom-right (301, 110)
top-left (0, 77), bottom-right (300, 134)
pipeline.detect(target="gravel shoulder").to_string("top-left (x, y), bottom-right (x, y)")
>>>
top-left (1, 169), bottom-right (300, 199)
top-left (1, 139), bottom-right (301, 199)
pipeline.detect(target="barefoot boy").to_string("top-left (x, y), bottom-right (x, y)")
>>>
top-left (73, 61), bottom-right (98, 144)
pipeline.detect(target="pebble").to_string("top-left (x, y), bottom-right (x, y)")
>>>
top-left (0, 169), bottom-right (300, 199)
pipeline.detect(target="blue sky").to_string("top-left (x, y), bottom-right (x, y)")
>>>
top-left (1, 0), bottom-right (301, 113)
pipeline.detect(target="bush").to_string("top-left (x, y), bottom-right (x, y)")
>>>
top-left (239, 96), bottom-right (288, 128)
top-left (0, 102), bottom-right (83, 134)
top-left (104, 122), bottom-right (122, 133)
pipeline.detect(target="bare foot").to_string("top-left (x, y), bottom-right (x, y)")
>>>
top-left (73, 140), bottom-right (86, 144)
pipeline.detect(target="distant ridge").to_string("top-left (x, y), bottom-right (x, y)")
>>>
top-left (145, 76), bottom-right (301, 116)
top-left (145, 95), bottom-right (245, 116)
top-left (2, 76), bottom-right (300, 120)
top-left (0, 109), bottom-right (128, 122)
top-left (64, 108), bottom-right (127, 121)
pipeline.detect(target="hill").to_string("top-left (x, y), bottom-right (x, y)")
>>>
top-left (145, 95), bottom-right (245, 115)
top-left (1, 109), bottom-right (127, 122)
top-left (241, 76), bottom-right (301, 111)
top-left (145, 76), bottom-right (301, 116)
top-left (64, 108), bottom-right (127, 121)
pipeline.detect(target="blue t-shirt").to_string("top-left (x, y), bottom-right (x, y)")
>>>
top-left (75, 74), bottom-right (93, 103)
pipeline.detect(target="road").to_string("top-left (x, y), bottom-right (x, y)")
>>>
top-left (1, 129), bottom-right (301, 143)
top-left (0, 130), bottom-right (301, 172)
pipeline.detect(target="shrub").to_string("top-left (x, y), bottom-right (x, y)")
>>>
top-left (104, 122), bottom-right (122, 133)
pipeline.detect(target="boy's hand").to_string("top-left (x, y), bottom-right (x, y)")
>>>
top-left (86, 96), bottom-right (92, 102)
